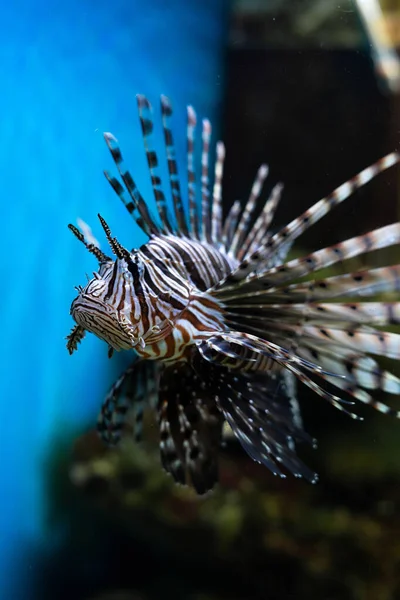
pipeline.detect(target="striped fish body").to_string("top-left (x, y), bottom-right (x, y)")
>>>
top-left (133, 235), bottom-right (235, 362)
top-left (71, 234), bottom-right (234, 361)
top-left (67, 94), bottom-right (400, 494)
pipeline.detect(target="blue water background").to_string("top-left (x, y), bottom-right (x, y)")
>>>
top-left (0, 1), bottom-right (227, 595)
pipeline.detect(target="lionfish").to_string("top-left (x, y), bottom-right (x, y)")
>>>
top-left (67, 94), bottom-right (400, 494)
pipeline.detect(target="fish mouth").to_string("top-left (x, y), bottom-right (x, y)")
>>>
top-left (71, 296), bottom-right (134, 350)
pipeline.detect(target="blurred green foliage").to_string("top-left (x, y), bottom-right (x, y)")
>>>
top-left (48, 396), bottom-right (400, 600)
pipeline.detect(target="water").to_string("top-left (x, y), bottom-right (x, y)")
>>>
top-left (2, 1), bottom-right (400, 599)
top-left (0, 1), bottom-right (226, 596)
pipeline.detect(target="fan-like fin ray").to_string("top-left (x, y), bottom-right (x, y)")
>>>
top-left (241, 183), bottom-right (284, 260)
top-left (226, 302), bottom-right (400, 327)
top-left (211, 142), bottom-right (225, 246)
top-left (160, 95), bottom-right (189, 236)
top-left (217, 152), bottom-right (400, 283)
top-left (137, 94), bottom-right (174, 233)
top-left (225, 222), bottom-right (400, 294)
top-left (187, 105), bottom-right (199, 239)
top-left (191, 353), bottom-right (317, 482)
top-left (97, 360), bottom-right (160, 446)
top-left (216, 264), bottom-right (400, 303)
top-left (230, 164), bottom-right (269, 258)
top-left (158, 363), bottom-right (223, 494)
top-left (221, 200), bottom-right (241, 251)
top-left (103, 132), bottom-right (159, 236)
top-left (200, 118), bottom-right (212, 243)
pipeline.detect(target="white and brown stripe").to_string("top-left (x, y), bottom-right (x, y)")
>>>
top-left (67, 93), bottom-right (400, 493)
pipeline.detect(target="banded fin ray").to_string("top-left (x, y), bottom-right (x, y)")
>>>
top-left (221, 222), bottom-right (400, 295)
top-left (229, 164), bottom-right (269, 258)
top-left (216, 152), bottom-right (400, 284)
top-left (160, 95), bottom-right (189, 237)
top-left (137, 94), bottom-right (175, 234)
top-left (187, 105), bottom-right (199, 239)
top-left (216, 264), bottom-right (400, 303)
top-left (200, 118), bottom-right (212, 243)
top-left (221, 200), bottom-right (241, 251)
top-left (191, 354), bottom-right (317, 482)
top-left (103, 132), bottom-right (160, 237)
top-left (211, 141), bottom-right (225, 246)
top-left (240, 182), bottom-right (284, 261)
top-left (158, 363), bottom-right (223, 494)
top-left (97, 359), bottom-right (160, 446)
top-left (226, 302), bottom-right (400, 327)
top-left (197, 330), bottom-right (400, 420)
